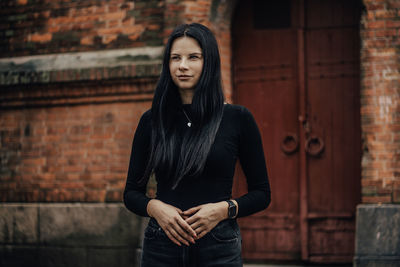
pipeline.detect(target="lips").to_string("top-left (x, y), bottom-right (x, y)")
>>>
top-left (177, 75), bottom-right (192, 80)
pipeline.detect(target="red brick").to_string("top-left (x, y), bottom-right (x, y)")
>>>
top-left (91, 173), bottom-right (107, 180)
top-left (0, 182), bottom-right (17, 190)
top-left (60, 182), bottom-right (85, 189)
top-left (362, 195), bottom-right (392, 203)
top-left (85, 190), bottom-right (106, 202)
top-left (361, 179), bottom-right (382, 187)
top-left (64, 165), bottom-right (85, 173)
top-left (388, 1), bottom-right (400, 9)
top-left (386, 20), bottom-right (400, 28)
top-left (375, 9), bottom-right (397, 19)
top-left (102, 11), bottom-right (126, 21)
top-left (366, 21), bottom-right (386, 29)
top-left (375, 29), bottom-right (398, 37)
top-left (69, 191), bottom-right (86, 201)
top-left (87, 165), bottom-right (108, 172)
top-left (365, 3), bottom-right (385, 11)
top-left (392, 190), bottom-right (400, 203)
top-left (38, 182), bottom-right (57, 189)
top-left (105, 190), bottom-right (123, 202)
top-left (39, 173), bottom-right (56, 181)
top-left (66, 173), bottom-right (80, 180)
top-left (85, 181), bottom-right (108, 189)
top-left (22, 157), bottom-right (46, 166)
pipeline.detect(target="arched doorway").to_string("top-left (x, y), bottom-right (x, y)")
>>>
top-left (232, 0), bottom-right (361, 263)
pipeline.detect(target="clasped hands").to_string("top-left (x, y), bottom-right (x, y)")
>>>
top-left (146, 199), bottom-right (232, 246)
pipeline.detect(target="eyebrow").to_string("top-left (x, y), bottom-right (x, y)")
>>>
top-left (170, 52), bottom-right (202, 55)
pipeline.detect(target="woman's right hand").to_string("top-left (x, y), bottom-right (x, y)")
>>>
top-left (146, 199), bottom-right (197, 246)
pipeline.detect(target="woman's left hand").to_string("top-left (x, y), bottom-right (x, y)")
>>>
top-left (182, 202), bottom-right (228, 239)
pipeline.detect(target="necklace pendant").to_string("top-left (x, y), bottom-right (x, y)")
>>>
top-left (187, 122), bottom-right (192, 127)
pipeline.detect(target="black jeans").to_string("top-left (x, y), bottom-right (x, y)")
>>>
top-left (141, 218), bottom-right (243, 267)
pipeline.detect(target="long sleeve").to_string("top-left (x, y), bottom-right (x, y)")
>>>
top-left (235, 106), bottom-right (271, 217)
top-left (123, 110), bottom-right (152, 217)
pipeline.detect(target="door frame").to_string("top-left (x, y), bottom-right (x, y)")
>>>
top-left (296, 0), bottom-right (309, 260)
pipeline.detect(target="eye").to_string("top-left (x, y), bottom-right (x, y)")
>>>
top-left (189, 55), bottom-right (201, 60)
top-left (170, 55), bottom-right (180, 61)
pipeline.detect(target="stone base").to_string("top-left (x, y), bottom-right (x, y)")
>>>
top-left (354, 204), bottom-right (400, 267)
top-left (0, 203), bottom-right (143, 267)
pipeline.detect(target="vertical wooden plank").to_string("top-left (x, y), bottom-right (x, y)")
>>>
top-left (232, 0), bottom-right (301, 261)
top-left (304, 0), bottom-right (361, 262)
top-left (296, 0), bottom-right (309, 261)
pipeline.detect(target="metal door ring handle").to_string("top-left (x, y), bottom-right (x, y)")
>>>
top-left (281, 133), bottom-right (299, 155)
top-left (305, 136), bottom-right (324, 157)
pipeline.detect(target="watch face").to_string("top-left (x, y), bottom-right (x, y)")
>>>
top-left (228, 204), bottom-right (236, 218)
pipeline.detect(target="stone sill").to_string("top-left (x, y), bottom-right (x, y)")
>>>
top-left (0, 46), bottom-right (163, 85)
top-left (0, 47), bottom-right (162, 108)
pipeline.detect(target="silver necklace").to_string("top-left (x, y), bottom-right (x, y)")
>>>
top-left (182, 109), bottom-right (192, 127)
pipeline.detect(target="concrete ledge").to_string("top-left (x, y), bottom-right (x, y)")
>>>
top-left (0, 204), bottom-right (38, 244)
top-left (0, 47), bottom-right (163, 85)
top-left (354, 204), bottom-right (400, 267)
top-left (0, 203), bottom-right (143, 267)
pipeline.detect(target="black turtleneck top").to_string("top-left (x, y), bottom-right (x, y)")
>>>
top-left (123, 104), bottom-right (271, 218)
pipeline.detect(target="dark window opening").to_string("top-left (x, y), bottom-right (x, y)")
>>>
top-left (253, 0), bottom-right (292, 29)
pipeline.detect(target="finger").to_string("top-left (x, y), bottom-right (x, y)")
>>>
top-left (176, 218), bottom-right (197, 240)
top-left (173, 223), bottom-right (196, 244)
top-left (176, 208), bottom-right (183, 213)
top-left (187, 219), bottom-right (202, 231)
top-left (164, 229), bottom-right (182, 246)
top-left (169, 226), bottom-right (190, 246)
top-left (192, 225), bottom-right (207, 239)
top-left (185, 214), bottom-right (200, 225)
top-left (195, 225), bottom-right (207, 237)
top-left (197, 229), bottom-right (208, 239)
top-left (183, 206), bottom-right (201, 216)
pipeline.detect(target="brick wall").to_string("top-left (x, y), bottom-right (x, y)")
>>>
top-left (360, 0), bottom-right (400, 204)
top-left (0, 99), bottom-right (151, 202)
top-left (0, 0), bottom-right (164, 57)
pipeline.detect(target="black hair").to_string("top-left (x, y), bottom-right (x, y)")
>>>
top-left (140, 23), bottom-right (225, 189)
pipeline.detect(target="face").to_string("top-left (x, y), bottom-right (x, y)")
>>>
top-left (169, 37), bottom-right (204, 93)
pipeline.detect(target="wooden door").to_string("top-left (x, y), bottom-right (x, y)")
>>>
top-left (232, 0), bottom-right (361, 263)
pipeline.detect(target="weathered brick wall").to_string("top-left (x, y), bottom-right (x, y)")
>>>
top-left (1, 99), bottom-right (151, 202)
top-left (1, 0), bottom-right (234, 95)
top-left (0, 0), bottom-right (164, 57)
top-left (360, 0), bottom-right (400, 204)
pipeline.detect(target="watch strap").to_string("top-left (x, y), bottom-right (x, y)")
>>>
top-left (226, 200), bottom-right (237, 219)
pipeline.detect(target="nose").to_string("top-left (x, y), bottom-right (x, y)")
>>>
top-left (179, 58), bottom-right (188, 70)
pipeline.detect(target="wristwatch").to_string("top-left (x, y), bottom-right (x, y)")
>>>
top-left (226, 200), bottom-right (237, 219)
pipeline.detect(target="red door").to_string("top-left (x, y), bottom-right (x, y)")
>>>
top-left (232, 0), bottom-right (361, 263)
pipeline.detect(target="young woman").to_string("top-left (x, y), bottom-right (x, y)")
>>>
top-left (124, 23), bottom-right (271, 266)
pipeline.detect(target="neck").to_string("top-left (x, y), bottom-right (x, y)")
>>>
top-left (179, 89), bottom-right (194, 104)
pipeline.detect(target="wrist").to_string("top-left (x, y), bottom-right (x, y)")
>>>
top-left (219, 201), bottom-right (230, 220)
top-left (146, 199), bottom-right (160, 218)
top-left (226, 199), bottom-right (238, 219)
top-left (232, 199), bottom-right (238, 218)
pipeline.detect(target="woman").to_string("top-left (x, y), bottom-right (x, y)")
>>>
top-left (124, 23), bottom-right (271, 266)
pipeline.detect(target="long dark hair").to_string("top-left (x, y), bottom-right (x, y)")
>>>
top-left (140, 23), bottom-right (224, 189)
